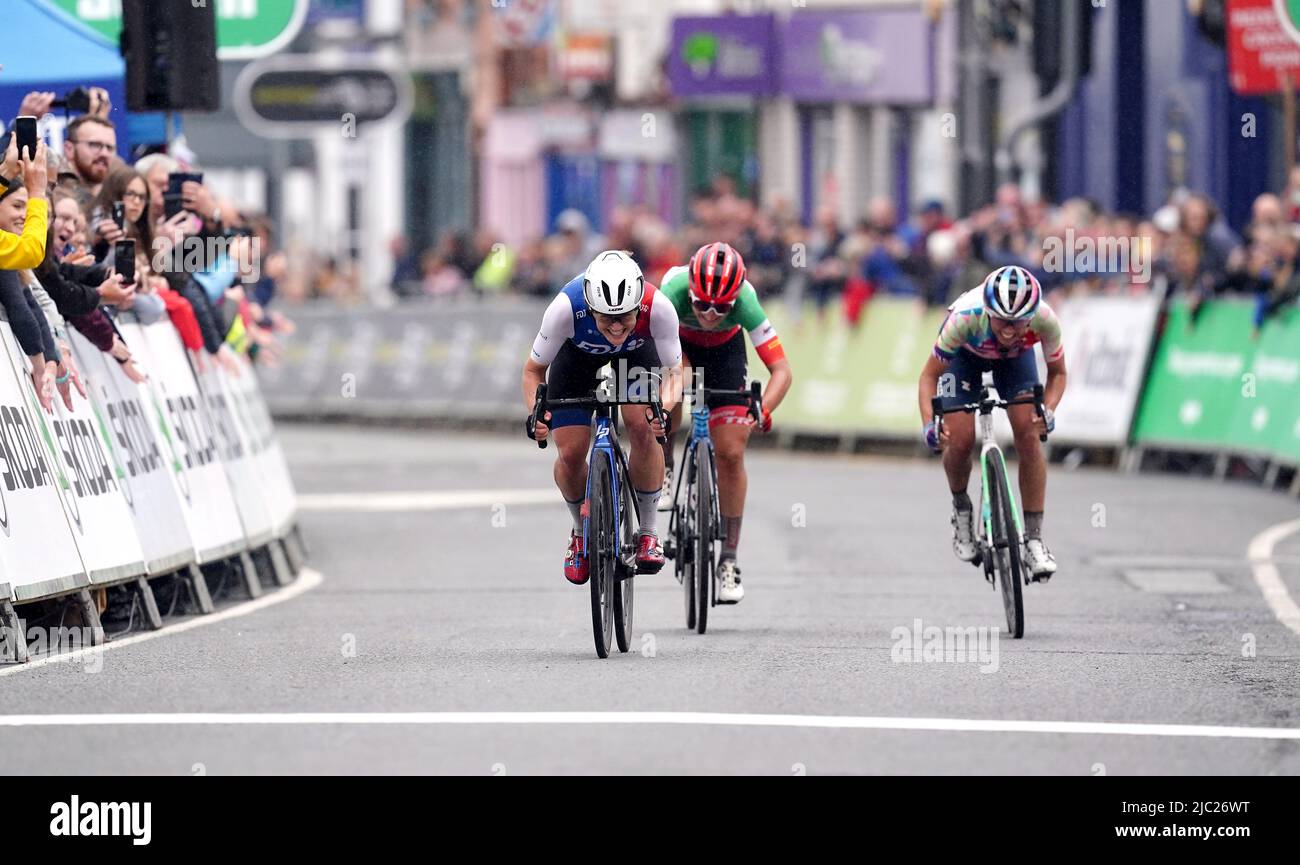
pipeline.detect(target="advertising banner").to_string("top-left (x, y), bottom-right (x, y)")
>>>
top-left (69, 328), bottom-right (195, 576)
top-left (0, 321), bottom-right (87, 602)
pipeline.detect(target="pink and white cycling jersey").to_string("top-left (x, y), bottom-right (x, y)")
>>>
top-left (933, 286), bottom-right (1065, 363)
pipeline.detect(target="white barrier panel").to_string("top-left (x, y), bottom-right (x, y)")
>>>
top-left (29, 339), bottom-right (148, 586)
top-left (1041, 295), bottom-right (1161, 446)
top-left (68, 328), bottom-right (196, 576)
top-left (193, 356), bottom-right (276, 547)
top-left (230, 353), bottom-right (297, 537)
top-left (117, 316), bottom-right (247, 563)
top-left (0, 321), bottom-right (87, 602)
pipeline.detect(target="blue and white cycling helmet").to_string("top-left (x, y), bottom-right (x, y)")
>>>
top-left (977, 265), bottom-right (1040, 318)
top-left (982, 265), bottom-right (1041, 321)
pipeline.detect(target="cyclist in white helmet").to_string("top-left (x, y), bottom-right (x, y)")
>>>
top-left (522, 250), bottom-right (683, 585)
top-left (917, 265), bottom-right (1069, 580)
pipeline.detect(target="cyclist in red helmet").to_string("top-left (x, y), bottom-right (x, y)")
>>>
top-left (656, 242), bottom-right (794, 603)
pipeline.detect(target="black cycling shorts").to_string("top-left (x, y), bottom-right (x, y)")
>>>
top-left (683, 329), bottom-right (751, 425)
top-left (546, 340), bottom-right (661, 430)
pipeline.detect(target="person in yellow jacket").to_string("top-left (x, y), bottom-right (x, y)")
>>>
top-left (0, 134), bottom-right (50, 269)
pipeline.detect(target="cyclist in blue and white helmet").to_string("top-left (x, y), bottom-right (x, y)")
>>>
top-left (918, 262), bottom-right (1068, 582)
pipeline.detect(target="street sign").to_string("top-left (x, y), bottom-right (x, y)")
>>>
top-left (1227, 0), bottom-right (1300, 95)
top-left (233, 55), bottom-right (413, 139)
top-left (47, 0), bottom-right (310, 60)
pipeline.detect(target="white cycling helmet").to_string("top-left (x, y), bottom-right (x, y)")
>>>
top-left (583, 250), bottom-right (644, 315)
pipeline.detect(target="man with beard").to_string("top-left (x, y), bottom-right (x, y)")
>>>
top-left (62, 116), bottom-right (117, 203)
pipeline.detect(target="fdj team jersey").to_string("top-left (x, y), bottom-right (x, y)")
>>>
top-left (658, 266), bottom-right (785, 367)
top-left (529, 274), bottom-right (683, 366)
top-left (933, 286), bottom-right (1065, 363)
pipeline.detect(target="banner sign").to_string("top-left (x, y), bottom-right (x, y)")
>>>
top-left (69, 327), bottom-right (195, 577)
top-left (118, 316), bottom-right (247, 564)
top-left (0, 320), bottom-right (87, 602)
top-left (1040, 295), bottom-right (1161, 445)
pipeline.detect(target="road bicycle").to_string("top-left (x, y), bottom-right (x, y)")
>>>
top-left (931, 384), bottom-right (1048, 639)
top-left (528, 381), bottom-right (666, 658)
top-left (664, 382), bottom-right (762, 634)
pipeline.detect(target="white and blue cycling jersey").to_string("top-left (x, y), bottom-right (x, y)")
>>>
top-left (529, 275), bottom-right (682, 366)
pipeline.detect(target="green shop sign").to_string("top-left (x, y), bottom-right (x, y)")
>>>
top-left (48, 0), bottom-right (310, 60)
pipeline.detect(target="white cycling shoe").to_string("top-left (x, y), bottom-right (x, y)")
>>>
top-left (1023, 538), bottom-right (1058, 581)
top-left (657, 467), bottom-right (675, 512)
top-left (952, 508), bottom-right (978, 564)
top-left (717, 558), bottom-right (744, 604)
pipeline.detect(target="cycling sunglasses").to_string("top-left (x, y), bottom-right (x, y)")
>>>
top-left (691, 297), bottom-right (734, 316)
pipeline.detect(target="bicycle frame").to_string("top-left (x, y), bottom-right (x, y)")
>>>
top-left (668, 399), bottom-right (718, 548)
top-left (934, 384), bottom-right (1045, 564)
top-left (976, 408), bottom-right (1024, 545)
top-left (586, 409), bottom-right (634, 571)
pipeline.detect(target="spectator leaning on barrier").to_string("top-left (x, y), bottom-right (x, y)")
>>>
top-left (0, 152), bottom-right (59, 412)
top-left (0, 134), bottom-right (50, 269)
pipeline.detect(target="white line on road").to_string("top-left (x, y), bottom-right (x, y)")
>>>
top-left (1247, 517), bottom-right (1300, 637)
top-left (297, 490), bottom-right (556, 512)
top-left (0, 711), bottom-right (1299, 740)
top-left (0, 568), bottom-right (324, 678)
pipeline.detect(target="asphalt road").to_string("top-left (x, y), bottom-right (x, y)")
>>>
top-left (2, 423), bottom-right (1299, 775)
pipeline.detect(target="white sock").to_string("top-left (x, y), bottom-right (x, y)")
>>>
top-left (565, 498), bottom-right (583, 533)
top-left (634, 489), bottom-right (659, 535)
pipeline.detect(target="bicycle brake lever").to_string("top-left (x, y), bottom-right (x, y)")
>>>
top-left (1033, 383), bottom-right (1047, 444)
top-left (529, 384), bottom-right (549, 449)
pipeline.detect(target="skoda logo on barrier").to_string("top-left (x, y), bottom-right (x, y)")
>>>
top-left (33, 397), bottom-right (82, 535)
top-left (96, 386), bottom-right (135, 511)
top-left (0, 435), bottom-right (8, 536)
top-left (151, 384), bottom-right (192, 505)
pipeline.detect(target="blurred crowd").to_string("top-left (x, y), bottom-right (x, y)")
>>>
top-left (386, 172), bottom-right (1300, 332)
top-left (0, 86), bottom-right (294, 423)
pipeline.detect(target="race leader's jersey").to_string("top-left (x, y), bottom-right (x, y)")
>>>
top-left (658, 266), bottom-right (786, 367)
top-left (933, 286), bottom-right (1065, 363)
top-left (529, 274), bottom-right (683, 366)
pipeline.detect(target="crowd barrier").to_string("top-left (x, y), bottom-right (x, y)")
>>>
top-left (1132, 299), bottom-right (1300, 472)
top-left (257, 299), bottom-right (536, 419)
top-left (0, 308), bottom-right (302, 661)
top-left (259, 294), bottom-right (1297, 494)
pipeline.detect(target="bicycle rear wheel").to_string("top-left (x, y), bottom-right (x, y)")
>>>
top-left (694, 441), bottom-right (715, 635)
top-left (613, 461), bottom-right (635, 653)
top-left (589, 456), bottom-right (616, 658)
top-left (987, 453), bottom-right (1025, 639)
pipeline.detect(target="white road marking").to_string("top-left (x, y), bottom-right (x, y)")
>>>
top-left (1090, 553), bottom-right (1300, 568)
top-left (1246, 517), bottom-right (1300, 637)
top-left (1122, 569), bottom-right (1228, 594)
top-left (297, 490), bottom-right (556, 512)
top-left (0, 711), bottom-right (1298, 739)
top-left (0, 568), bottom-right (324, 678)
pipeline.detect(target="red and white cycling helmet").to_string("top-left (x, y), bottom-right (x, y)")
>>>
top-left (689, 242), bottom-right (747, 306)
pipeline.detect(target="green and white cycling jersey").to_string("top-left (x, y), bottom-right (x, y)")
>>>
top-left (658, 266), bottom-right (784, 364)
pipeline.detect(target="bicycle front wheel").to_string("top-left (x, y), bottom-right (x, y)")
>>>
top-left (694, 441), bottom-right (715, 635)
top-left (613, 463), bottom-right (635, 653)
top-left (589, 455), bottom-right (616, 658)
top-left (987, 452), bottom-right (1025, 639)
